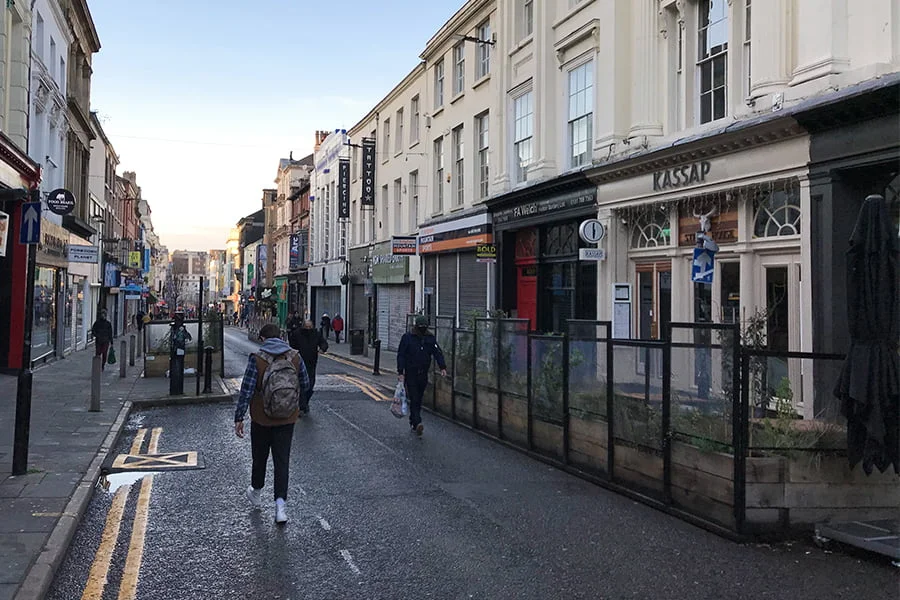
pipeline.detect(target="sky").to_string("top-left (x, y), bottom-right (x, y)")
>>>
top-left (88, 0), bottom-right (459, 252)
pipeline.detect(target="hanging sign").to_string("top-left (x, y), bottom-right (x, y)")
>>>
top-left (476, 243), bottom-right (497, 263)
top-left (361, 138), bottom-right (376, 207)
top-left (578, 219), bottom-right (605, 243)
top-left (338, 157), bottom-right (351, 218)
top-left (691, 247), bottom-right (716, 284)
top-left (289, 233), bottom-right (301, 270)
top-left (47, 188), bottom-right (76, 216)
top-left (0, 210), bottom-right (8, 257)
top-left (68, 244), bottom-right (99, 264)
top-left (391, 236), bottom-right (417, 255)
top-left (128, 251), bottom-right (142, 268)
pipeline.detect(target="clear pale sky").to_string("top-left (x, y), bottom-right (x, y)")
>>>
top-left (89, 0), bottom-right (458, 252)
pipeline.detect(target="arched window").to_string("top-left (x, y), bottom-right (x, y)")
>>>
top-left (630, 206), bottom-right (672, 248)
top-left (753, 184), bottom-right (801, 238)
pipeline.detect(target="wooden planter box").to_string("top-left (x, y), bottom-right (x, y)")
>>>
top-left (143, 351), bottom-right (221, 378)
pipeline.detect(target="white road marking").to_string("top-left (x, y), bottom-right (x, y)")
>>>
top-left (297, 486), bottom-right (307, 496)
top-left (340, 549), bottom-right (361, 576)
top-left (325, 407), bottom-right (397, 455)
top-left (316, 515), bottom-right (332, 531)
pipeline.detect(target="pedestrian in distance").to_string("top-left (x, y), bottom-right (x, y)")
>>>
top-left (136, 309), bottom-right (146, 332)
top-left (91, 309), bottom-right (113, 370)
top-left (332, 313), bottom-right (344, 343)
top-left (235, 323), bottom-right (310, 524)
top-left (288, 320), bottom-right (328, 414)
top-left (320, 312), bottom-right (331, 339)
top-left (285, 311), bottom-right (301, 332)
top-left (397, 315), bottom-right (447, 437)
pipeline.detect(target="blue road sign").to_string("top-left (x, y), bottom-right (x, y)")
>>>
top-left (691, 247), bottom-right (716, 284)
top-left (19, 202), bottom-right (41, 245)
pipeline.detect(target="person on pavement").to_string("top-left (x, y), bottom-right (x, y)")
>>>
top-left (286, 311), bottom-right (301, 332)
top-left (91, 309), bottom-right (113, 370)
top-left (332, 314), bottom-right (344, 343)
top-left (397, 315), bottom-right (447, 437)
top-left (136, 309), bottom-right (146, 332)
top-left (234, 323), bottom-right (310, 524)
top-left (320, 313), bottom-right (331, 339)
top-left (288, 319), bottom-right (328, 414)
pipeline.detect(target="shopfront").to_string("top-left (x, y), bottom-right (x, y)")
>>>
top-left (34, 218), bottom-right (69, 360)
top-left (592, 119), bottom-right (812, 415)
top-left (308, 260), bottom-right (344, 327)
top-left (489, 179), bottom-right (598, 333)
top-left (418, 210), bottom-right (492, 327)
top-left (347, 245), bottom-right (372, 339)
top-left (274, 276), bottom-right (289, 326)
top-left (371, 240), bottom-right (412, 352)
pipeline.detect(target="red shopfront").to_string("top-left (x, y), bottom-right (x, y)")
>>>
top-left (0, 133), bottom-right (43, 372)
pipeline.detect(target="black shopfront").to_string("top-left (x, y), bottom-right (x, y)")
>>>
top-left (489, 176), bottom-right (599, 334)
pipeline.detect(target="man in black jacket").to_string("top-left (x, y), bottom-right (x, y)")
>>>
top-left (91, 309), bottom-right (114, 370)
top-left (288, 320), bottom-right (329, 413)
top-left (397, 315), bottom-right (447, 436)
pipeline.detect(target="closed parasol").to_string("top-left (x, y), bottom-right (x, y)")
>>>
top-left (834, 194), bottom-right (900, 475)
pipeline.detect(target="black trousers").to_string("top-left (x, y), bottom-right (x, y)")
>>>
top-left (405, 373), bottom-right (428, 427)
top-left (250, 421), bottom-right (294, 501)
top-left (301, 361), bottom-right (317, 410)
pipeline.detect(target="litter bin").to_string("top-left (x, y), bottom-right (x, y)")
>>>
top-left (349, 329), bottom-right (365, 355)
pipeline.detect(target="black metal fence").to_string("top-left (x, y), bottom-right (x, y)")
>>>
top-left (413, 315), bottom-right (853, 537)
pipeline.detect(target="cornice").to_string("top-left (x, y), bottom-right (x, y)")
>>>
top-left (0, 131), bottom-right (41, 182)
top-left (420, 0), bottom-right (494, 61)
top-left (586, 120), bottom-right (806, 184)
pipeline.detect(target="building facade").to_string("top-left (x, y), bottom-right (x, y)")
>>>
top-left (0, 0), bottom-right (52, 372)
top-left (307, 0), bottom-right (899, 418)
top-left (168, 250), bottom-right (207, 315)
top-left (271, 153), bottom-right (313, 326)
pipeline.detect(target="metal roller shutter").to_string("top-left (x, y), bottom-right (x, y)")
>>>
top-left (376, 284), bottom-right (411, 351)
top-left (438, 253), bottom-right (457, 321)
top-left (350, 284), bottom-right (367, 332)
top-left (315, 287), bottom-right (341, 321)
top-left (457, 251), bottom-right (487, 324)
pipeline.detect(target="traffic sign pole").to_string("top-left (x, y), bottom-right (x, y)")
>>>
top-left (12, 190), bottom-right (40, 476)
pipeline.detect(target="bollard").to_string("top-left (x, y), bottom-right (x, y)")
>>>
top-left (137, 330), bottom-right (143, 358)
top-left (119, 340), bottom-right (127, 378)
top-left (169, 354), bottom-right (184, 396)
top-left (202, 346), bottom-right (213, 394)
top-left (373, 339), bottom-right (381, 376)
top-left (129, 334), bottom-right (136, 367)
top-left (90, 355), bottom-right (101, 412)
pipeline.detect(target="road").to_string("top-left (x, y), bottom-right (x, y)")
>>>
top-left (46, 327), bottom-right (898, 600)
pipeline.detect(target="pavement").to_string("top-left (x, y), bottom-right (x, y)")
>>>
top-left (0, 335), bottom-right (230, 600)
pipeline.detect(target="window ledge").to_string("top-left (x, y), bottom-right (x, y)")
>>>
top-left (472, 74), bottom-right (491, 90)
top-left (509, 35), bottom-right (534, 57)
top-left (432, 106), bottom-right (444, 117)
top-left (394, 151), bottom-right (403, 158)
top-left (450, 205), bottom-right (465, 213)
top-left (450, 91), bottom-right (465, 105)
top-left (409, 140), bottom-right (420, 150)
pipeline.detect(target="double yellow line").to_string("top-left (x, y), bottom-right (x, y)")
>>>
top-left (335, 374), bottom-right (391, 402)
top-left (82, 427), bottom-right (159, 600)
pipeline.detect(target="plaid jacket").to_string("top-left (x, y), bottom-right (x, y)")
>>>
top-left (234, 352), bottom-right (310, 422)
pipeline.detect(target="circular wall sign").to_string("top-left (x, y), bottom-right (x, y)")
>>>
top-left (578, 219), bottom-right (606, 244)
top-left (47, 189), bottom-right (76, 216)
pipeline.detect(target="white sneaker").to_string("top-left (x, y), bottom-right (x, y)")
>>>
top-left (275, 498), bottom-right (288, 523)
top-left (246, 486), bottom-right (262, 510)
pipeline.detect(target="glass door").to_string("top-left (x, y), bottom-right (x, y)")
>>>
top-left (636, 262), bottom-right (671, 375)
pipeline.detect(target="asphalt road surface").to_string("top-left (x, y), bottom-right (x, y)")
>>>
top-left (46, 327), bottom-right (899, 600)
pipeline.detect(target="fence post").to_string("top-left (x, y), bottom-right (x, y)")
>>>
top-left (606, 331), bottom-right (615, 482)
top-left (496, 320), bottom-right (503, 440)
top-left (450, 325), bottom-right (457, 421)
top-left (129, 334), bottom-right (135, 367)
top-left (562, 333), bottom-right (570, 465)
top-left (119, 340), bottom-right (127, 379)
top-left (90, 355), bottom-right (101, 412)
top-left (219, 315), bottom-right (225, 377)
top-left (661, 324), bottom-right (673, 504)
top-left (734, 342), bottom-right (750, 535)
top-left (203, 346), bottom-right (213, 394)
top-left (526, 331), bottom-right (532, 451)
top-left (373, 339), bottom-right (381, 375)
top-left (472, 321), bottom-right (479, 430)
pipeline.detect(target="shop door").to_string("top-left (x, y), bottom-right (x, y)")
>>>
top-left (756, 256), bottom-right (801, 409)
top-left (515, 228), bottom-right (538, 330)
top-left (636, 262), bottom-right (671, 374)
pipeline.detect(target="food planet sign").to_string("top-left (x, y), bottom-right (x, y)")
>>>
top-left (652, 160), bottom-right (712, 192)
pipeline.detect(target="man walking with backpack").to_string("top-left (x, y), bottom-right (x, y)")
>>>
top-left (234, 324), bottom-right (310, 523)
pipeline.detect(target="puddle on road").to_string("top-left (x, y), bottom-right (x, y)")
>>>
top-left (127, 414), bottom-right (147, 427)
top-left (99, 471), bottom-right (161, 494)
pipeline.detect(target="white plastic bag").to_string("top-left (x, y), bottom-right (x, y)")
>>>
top-left (390, 382), bottom-right (408, 419)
